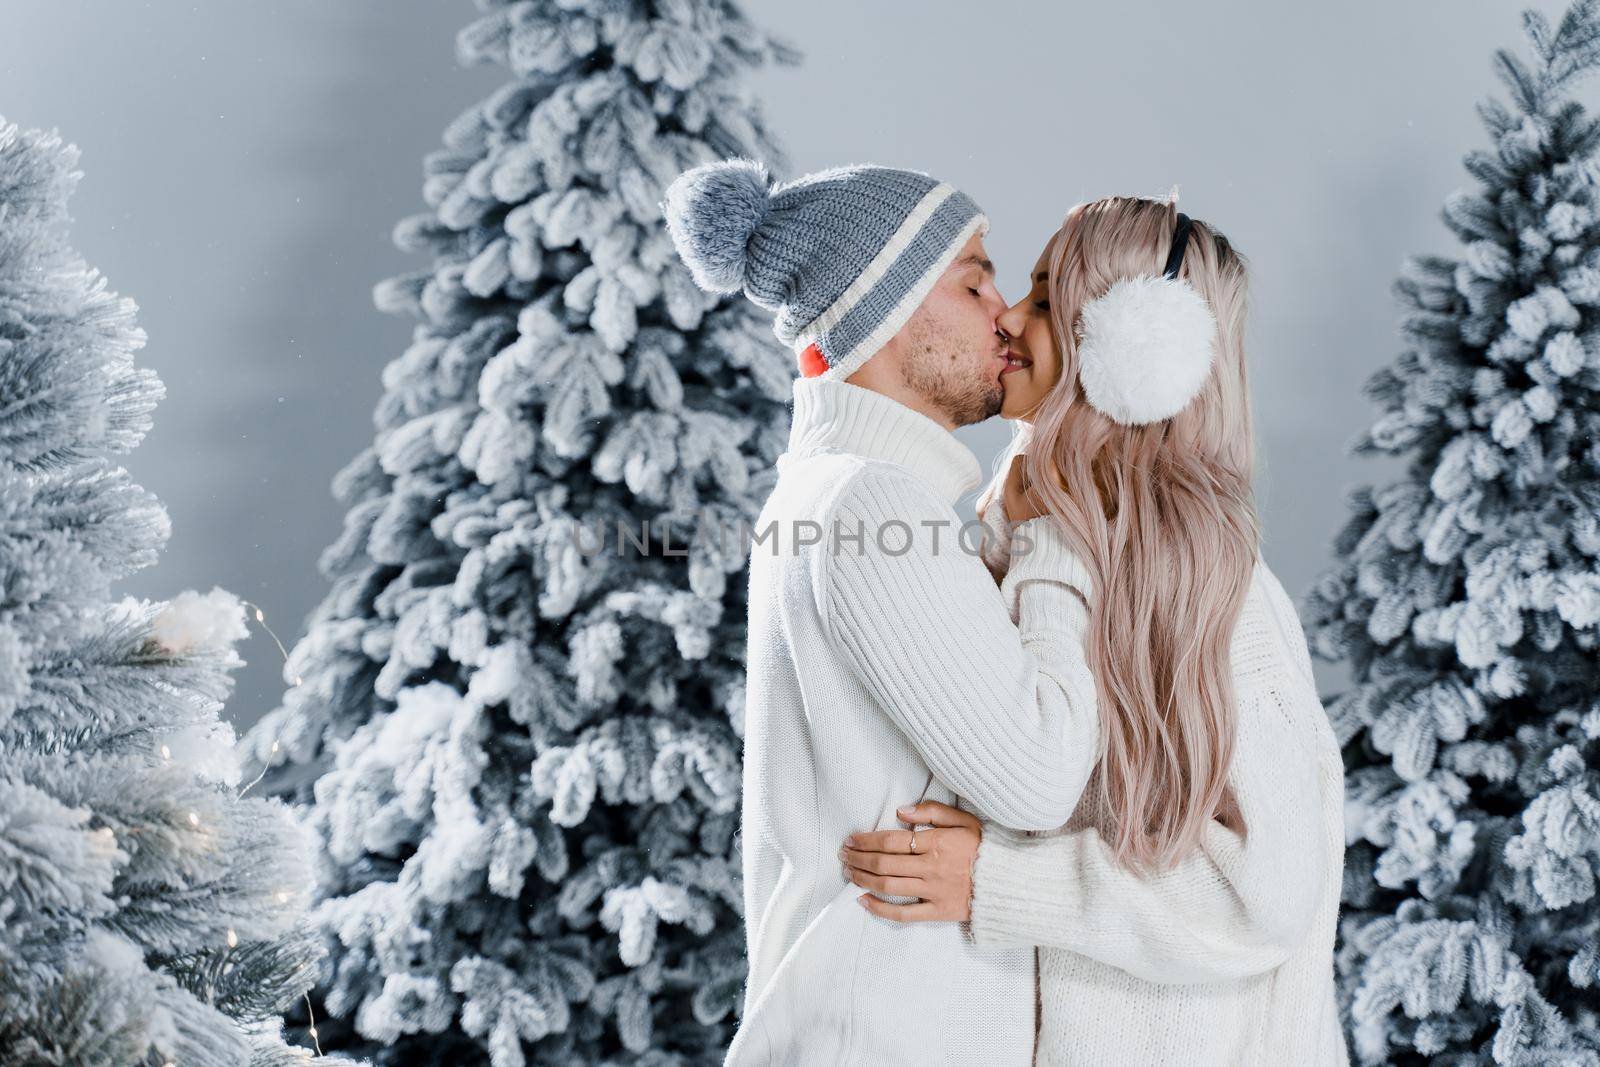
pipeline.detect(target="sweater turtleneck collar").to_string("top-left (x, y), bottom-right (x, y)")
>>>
top-left (780, 377), bottom-right (982, 506)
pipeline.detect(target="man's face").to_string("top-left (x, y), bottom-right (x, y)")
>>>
top-left (894, 232), bottom-right (1010, 427)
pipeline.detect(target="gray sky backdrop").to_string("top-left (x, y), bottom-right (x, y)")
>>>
top-left (0, 1), bottom-right (1578, 728)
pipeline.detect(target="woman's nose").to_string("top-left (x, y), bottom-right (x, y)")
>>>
top-left (996, 301), bottom-right (1028, 339)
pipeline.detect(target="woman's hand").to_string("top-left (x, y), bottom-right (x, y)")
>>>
top-left (839, 801), bottom-right (982, 922)
top-left (1002, 453), bottom-right (1045, 522)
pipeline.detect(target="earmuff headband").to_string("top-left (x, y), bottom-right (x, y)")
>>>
top-left (1074, 208), bottom-right (1217, 425)
top-left (1161, 212), bottom-right (1192, 279)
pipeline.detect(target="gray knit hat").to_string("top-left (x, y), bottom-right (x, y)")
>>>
top-left (662, 159), bottom-right (989, 381)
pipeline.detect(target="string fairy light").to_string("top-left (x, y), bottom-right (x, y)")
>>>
top-left (150, 598), bottom-right (296, 803)
top-left (305, 993), bottom-right (324, 1056)
top-left (235, 599), bottom-right (303, 800)
top-left (217, 599), bottom-right (325, 1058)
top-left (139, 597), bottom-right (327, 1061)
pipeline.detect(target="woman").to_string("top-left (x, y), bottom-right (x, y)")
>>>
top-left (838, 196), bottom-right (1350, 1065)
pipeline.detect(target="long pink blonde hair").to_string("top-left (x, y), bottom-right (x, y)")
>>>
top-left (979, 195), bottom-right (1260, 874)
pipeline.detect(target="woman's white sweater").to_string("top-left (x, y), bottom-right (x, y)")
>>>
top-left (970, 504), bottom-right (1352, 1066)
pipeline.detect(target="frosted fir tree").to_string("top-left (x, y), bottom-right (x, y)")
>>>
top-left (1302, 3), bottom-right (1600, 1063)
top-left (0, 117), bottom-right (360, 1067)
top-left (239, 1), bottom-right (796, 1063)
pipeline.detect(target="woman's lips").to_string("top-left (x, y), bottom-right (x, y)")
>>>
top-left (1001, 352), bottom-right (1033, 376)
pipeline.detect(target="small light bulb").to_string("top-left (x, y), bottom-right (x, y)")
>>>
top-left (276, 890), bottom-right (290, 903)
top-left (187, 812), bottom-right (200, 827)
top-left (254, 608), bottom-right (264, 621)
top-left (226, 928), bottom-right (238, 948)
top-left (160, 745), bottom-right (171, 759)
top-left (271, 741), bottom-right (280, 753)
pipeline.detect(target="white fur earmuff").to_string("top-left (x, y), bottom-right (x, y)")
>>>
top-left (1074, 273), bottom-right (1217, 425)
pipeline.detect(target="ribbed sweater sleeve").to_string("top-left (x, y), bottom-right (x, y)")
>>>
top-left (818, 465), bottom-right (1100, 832)
top-left (967, 677), bottom-right (1327, 984)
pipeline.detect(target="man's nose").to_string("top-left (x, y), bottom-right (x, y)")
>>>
top-left (986, 289), bottom-right (1011, 321)
top-left (996, 301), bottom-right (1026, 339)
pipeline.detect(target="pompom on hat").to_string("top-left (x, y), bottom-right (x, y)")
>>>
top-left (661, 158), bottom-right (772, 294)
top-left (1074, 209), bottom-right (1218, 425)
top-left (662, 158), bottom-right (989, 381)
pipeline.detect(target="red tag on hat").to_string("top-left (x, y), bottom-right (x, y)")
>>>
top-left (799, 342), bottom-right (829, 378)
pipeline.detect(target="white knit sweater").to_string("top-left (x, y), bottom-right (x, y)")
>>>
top-left (969, 500), bottom-right (1352, 1066)
top-left (726, 377), bottom-right (1102, 1066)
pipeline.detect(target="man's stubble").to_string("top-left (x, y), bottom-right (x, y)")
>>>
top-left (900, 303), bottom-right (1005, 428)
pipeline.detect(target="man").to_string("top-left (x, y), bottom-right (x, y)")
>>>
top-left (663, 159), bottom-right (1100, 1065)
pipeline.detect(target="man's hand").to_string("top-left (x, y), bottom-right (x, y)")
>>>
top-left (839, 801), bottom-right (982, 922)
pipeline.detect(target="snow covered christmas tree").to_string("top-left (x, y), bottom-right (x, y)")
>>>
top-left (1303, 2), bottom-right (1600, 1062)
top-left (240, 1), bottom-right (796, 1062)
top-left (0, 116), bottom-right (356, 1067)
